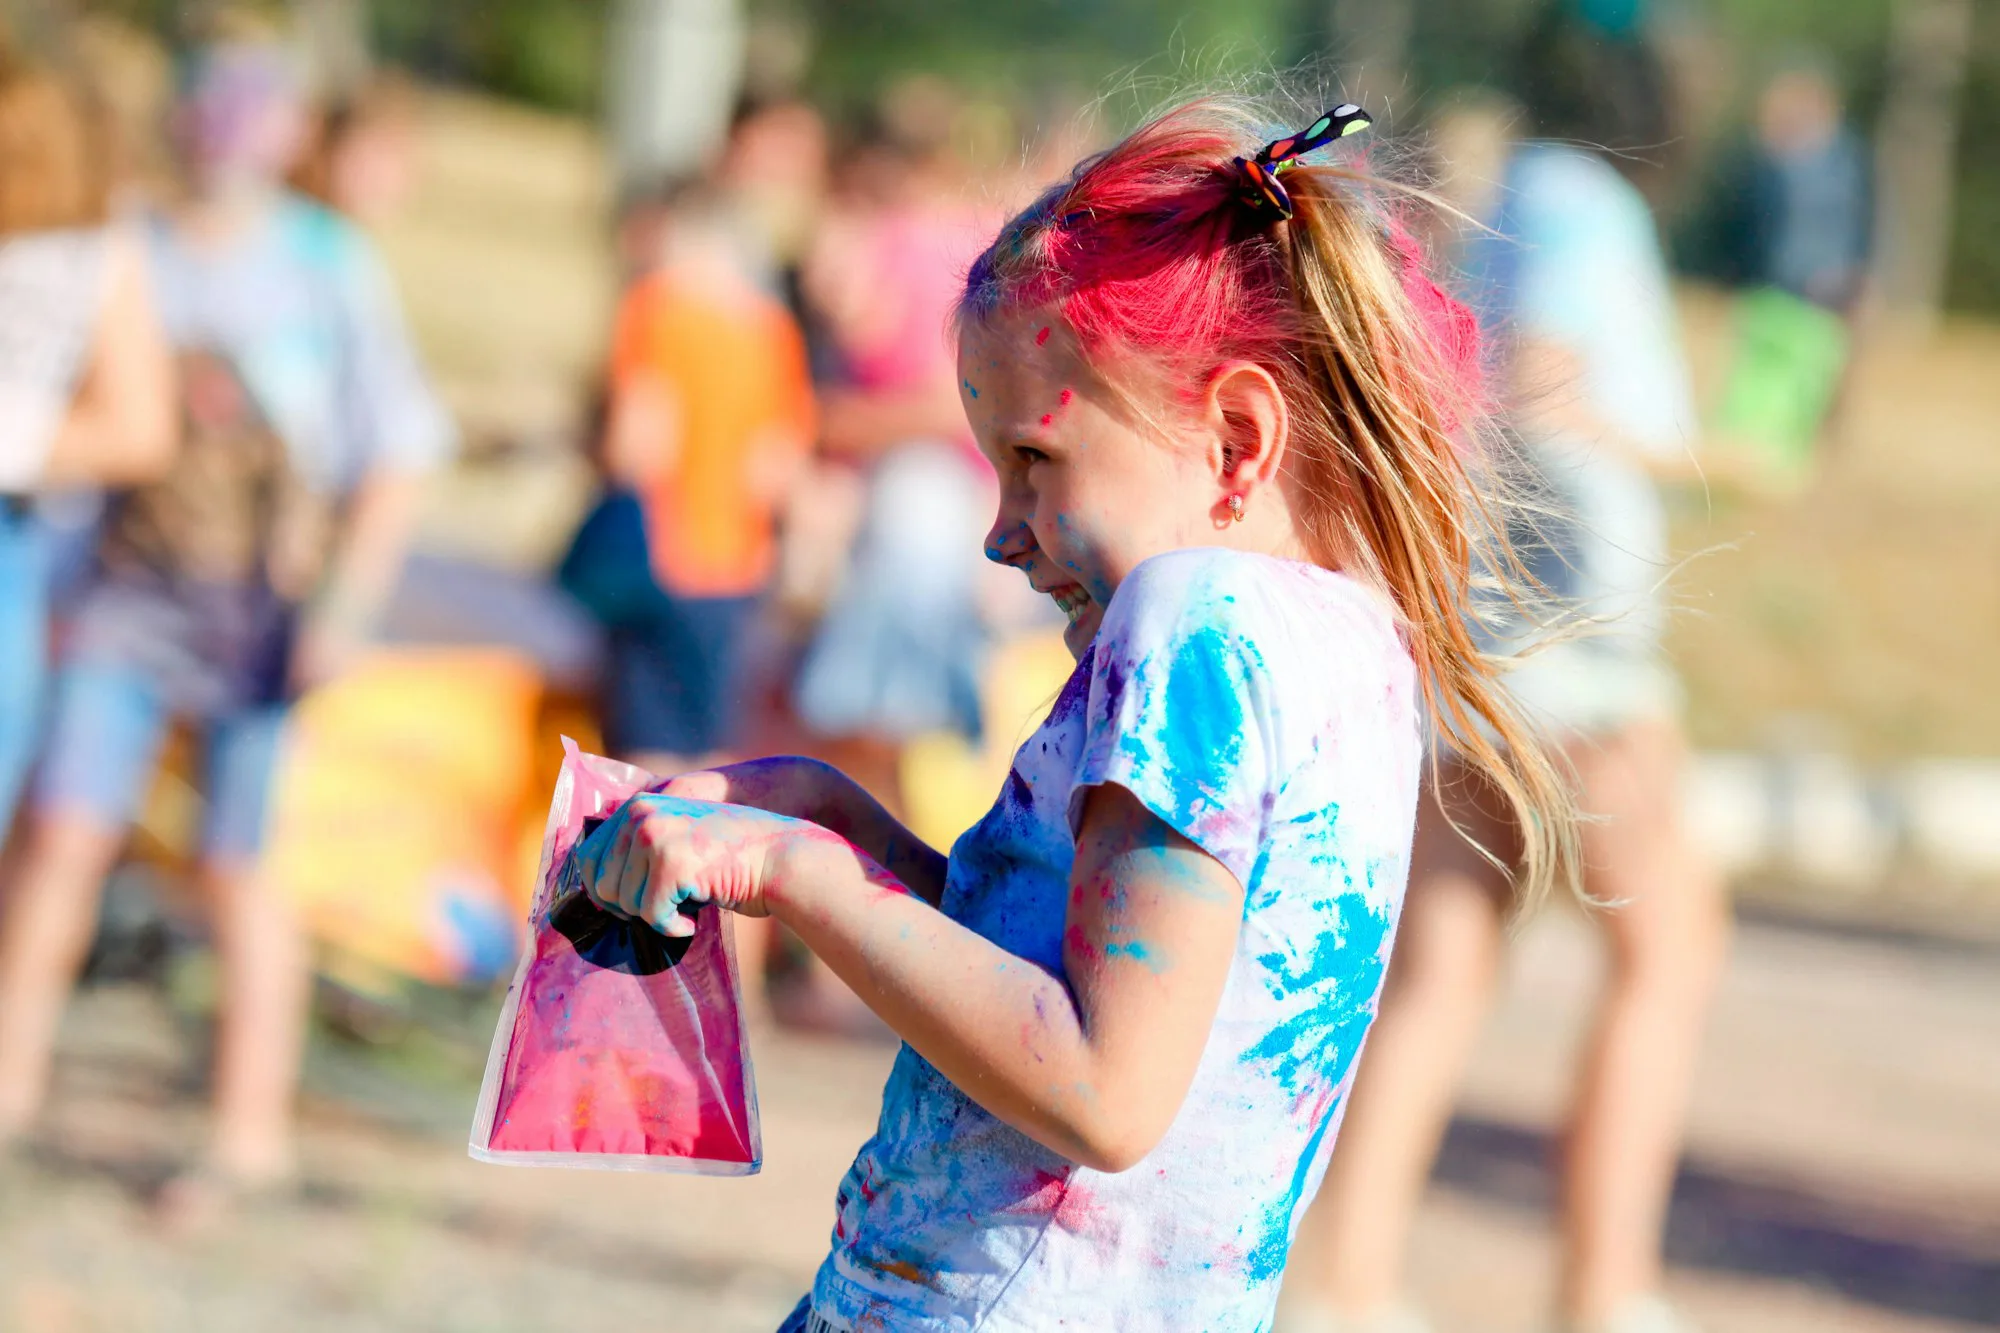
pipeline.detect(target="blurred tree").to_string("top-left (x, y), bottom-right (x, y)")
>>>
top-left (292, 0), bottom-right (367, 95)
top-left (1871, 0), bottom-right (1973, 331)
top-left (38, 0), bottom-right (1997, 316)
top-left (367, 0), bottom-right (607, 111)
top-left (782, 0), bottom-right (1301, 121)
top-left (605, 0), bottom-right (743, 194)
top-left (1326, 0), bottom-right (1415, 111)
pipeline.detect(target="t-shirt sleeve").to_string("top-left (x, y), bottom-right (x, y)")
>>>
top-left (1510, 158), bottom-right (1614, 346)
top-left (1068, 553), bottom-right (1283, 888)
top-left (333, 230), bottom-right (456, 476)
top-left (607, 282), bottom-right (668, 394)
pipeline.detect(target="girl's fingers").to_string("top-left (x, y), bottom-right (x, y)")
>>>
top-left (614, 819), bottom-right (653, 919)
top-left (578, 812), bottom-right (625, 912)
top-left (650, 888), bottom-right (700, 938)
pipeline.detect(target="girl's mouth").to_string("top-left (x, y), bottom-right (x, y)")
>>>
top-left (1049, 586), bottom-right (1092, 623)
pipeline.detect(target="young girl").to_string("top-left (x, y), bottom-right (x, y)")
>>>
top-left (578, 96), bottom-right (1577, 1331)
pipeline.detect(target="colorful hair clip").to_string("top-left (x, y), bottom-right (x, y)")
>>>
top-left (1234, 103), bottom-right (1374, 220)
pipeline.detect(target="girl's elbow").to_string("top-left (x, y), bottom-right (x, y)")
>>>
top-left (1068, 1106), bottom-right (1168, 1174)
top-left (1080, 1128), bottom-right (1160, 1168)
top-left (130, 412), bottom-right (179, 478)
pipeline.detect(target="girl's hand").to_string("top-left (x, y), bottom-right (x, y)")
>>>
top-left (575, 794), bottom-right (807, 938)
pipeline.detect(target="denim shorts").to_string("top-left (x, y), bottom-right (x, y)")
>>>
top-left (32, 657), bottom-right (290, 860)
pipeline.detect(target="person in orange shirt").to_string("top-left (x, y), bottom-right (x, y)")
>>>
top-left (562, 176), bottom-right (814, 776)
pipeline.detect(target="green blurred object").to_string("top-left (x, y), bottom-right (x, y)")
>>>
top-left (1710, 286), bottom-right (1851, 479)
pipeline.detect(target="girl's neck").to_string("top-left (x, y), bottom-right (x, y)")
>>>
top-left (174, 183), bottom-right (280, 249)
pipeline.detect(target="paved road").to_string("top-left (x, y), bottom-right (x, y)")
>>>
top-left (1, 910), bottom-right (1994, 1332)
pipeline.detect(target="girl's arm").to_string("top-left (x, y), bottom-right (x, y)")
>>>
top-left (651, 758), bottom-right (949, 907)
top-left (603, 371), bottom-right (682, 486)
top-left (42, 236), bottom-right (178, 487)
top-left (583, 781), bottom-right (1245, 1172)
top-left (290, 468), bottom-right (425, 689)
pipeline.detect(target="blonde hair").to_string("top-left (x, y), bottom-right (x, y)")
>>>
top-left (0, 43), bottom-right (108, 235)
top-left (961, 96), bottom-right (1581, 906)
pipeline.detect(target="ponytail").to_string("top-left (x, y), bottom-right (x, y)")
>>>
top-left (1280, 166), bottom-right (1580, 908)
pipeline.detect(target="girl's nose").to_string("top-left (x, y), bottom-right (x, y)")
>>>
top-left (984, 511), bottom-right (1034, 566)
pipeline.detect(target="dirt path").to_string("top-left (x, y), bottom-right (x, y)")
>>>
top-left (3, 910), bottom-right (1994, 1332)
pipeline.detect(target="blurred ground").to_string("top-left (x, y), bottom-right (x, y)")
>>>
top-left (2, 907), bottom-right (1994, 1333)
top-left (1671, 297), bottom-right (2000, 762)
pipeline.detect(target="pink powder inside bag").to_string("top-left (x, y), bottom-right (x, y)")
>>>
top-left (476, 742), bottom-right (759, 1168)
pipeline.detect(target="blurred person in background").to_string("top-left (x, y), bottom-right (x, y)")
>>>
top-left (1729, 57), bottom-right (1872, 316)
top-left (1286, 9), bottom-right (1729, 1333)
top-left (1697, 55), bottom-right (1871, 479)
top-left (289, 69), bottom-right (423, 229)
top-left (0, 37), bottom-right (177, 846)
top-left (562, 173), bottom-right (812, 782)
top-left (0, 17), bottom-right (453, 1225)
top-left (715, 92), bottom-right (829, 317)
top-left (558, 174), bottom-right (813, 1017)
top-left (788, 77), bottom-right (998, 811)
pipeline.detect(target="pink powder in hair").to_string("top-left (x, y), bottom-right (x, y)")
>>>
top-left (1383, 221), bottom-right (1486, 425)
top-left (1035, 325), bottom-right (1051, 346)
top-left (959, 103), bottom-right (1486, 429)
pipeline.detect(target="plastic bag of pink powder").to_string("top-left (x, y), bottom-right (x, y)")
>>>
top-left (468, 739), bottom-right (761, 1174)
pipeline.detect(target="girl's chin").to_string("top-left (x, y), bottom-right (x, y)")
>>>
top-left (1061, 610), bottom-right (1102, 658)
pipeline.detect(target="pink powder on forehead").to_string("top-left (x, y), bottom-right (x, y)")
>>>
top-left (1059, 388), bottom-right (1073, 406)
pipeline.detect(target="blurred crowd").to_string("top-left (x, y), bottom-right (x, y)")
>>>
top-left (0, 7), bottom-right (1092, 1224)
top-left (0, 5), bottom-right (1885, 1309)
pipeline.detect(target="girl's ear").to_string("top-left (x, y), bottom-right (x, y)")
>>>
top-left (1204, 360), bottom-right (1290, 490)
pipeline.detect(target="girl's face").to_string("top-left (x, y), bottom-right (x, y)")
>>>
top-left (959, 312), bottom-right (1239, 658)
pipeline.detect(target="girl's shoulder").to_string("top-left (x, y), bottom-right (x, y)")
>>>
top-left (1111, 547), bottom-right (1400, 641)
top-left (1104, 548), bottom-right (1411, 693)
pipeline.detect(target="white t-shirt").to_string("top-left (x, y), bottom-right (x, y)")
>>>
top-left (1479, 146), bottom-right (1697, 653)
top-left (0, 227), bottom-right (113, 492)
top-left (802, 547), bottom-right (1422, 1332)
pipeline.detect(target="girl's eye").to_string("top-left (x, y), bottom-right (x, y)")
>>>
top-left (1014, 445), bottom-right (1049, 466)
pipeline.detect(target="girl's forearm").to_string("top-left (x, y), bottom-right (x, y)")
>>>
top-left (719, 758), bottom-right (949, 906)
top-left (770, 831), bottom-right (1129, 1170)
top-left (318, 470), bottom-right (425, 628)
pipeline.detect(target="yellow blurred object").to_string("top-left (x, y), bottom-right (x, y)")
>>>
top-left (263, 649), bottom-right (545, 988)
top-left (900, 630), bottom-right (1076, 850)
